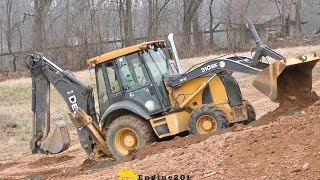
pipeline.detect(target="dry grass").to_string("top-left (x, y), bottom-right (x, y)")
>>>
top-left (0, 70), bottom-right (96, 142)
top-left (1, 45), bottom-right (320, 148)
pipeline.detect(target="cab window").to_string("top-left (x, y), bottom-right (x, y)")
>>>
top-left (106, 63), bottom-right (120, 93)
top-left (116, 54), bottom-right (150, 91)
top-left (96, 65), bottom-right (108, 113)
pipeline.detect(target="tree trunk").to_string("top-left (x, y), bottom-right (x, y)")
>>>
top-left (209, 0), bottom-right (215, 48)
top-left (124, 0), bottom-right (134, 46)
top-left (117, 0), bottom-right (124, 47)
top-left (192, 9), bottom-right (203, 52)
top-left (64, 0), bottom-right (69, 66)
top-left (0, 26), bottom-right (3, 69)
top-left (295, 0), bottom-right (302, 37)
top-left (33, 0), bottom-right (52, 51)
top-left (148, 0), bottom-right (154, 39)
top-left (280, 0), bottom-right (291, 37)
top-left (284, 14), bottom-right (290, 36)
top-left (182, 0), bottom-right (202, 45)
top-left (5, 0), bottom-right (18, 71)
top-left (183, 0), bottom-right (192, 44)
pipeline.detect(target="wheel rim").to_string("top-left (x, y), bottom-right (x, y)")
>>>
top-left (115, 128), bottom-right (139, 155)
top-left (196, 115), bottom-right (217, 134)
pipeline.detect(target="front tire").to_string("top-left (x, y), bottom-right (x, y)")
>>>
top-left (105, 115), bottom-right (155, 160)
top-left (188, 105), bottom-right (229, 135)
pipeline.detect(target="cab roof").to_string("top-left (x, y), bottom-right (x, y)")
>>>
top-left (86, 40), bottom-right (165, 66)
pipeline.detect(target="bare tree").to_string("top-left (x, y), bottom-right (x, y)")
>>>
top-left (182, 0), bottom-right (202, 45)
top-left (148, 0), bottom-right (155, 40)
top-left (209, 0), bottom-right (215, 48)
top-left (124, 0), bottom-right (134, 46)
top-left (275, 0), bottom-right (292, 37)
top-left (147, 0), bottom-right (170, 40)
top-left (295, 0), bottom-right (302, 36)
top-left (3, 0), bottom-right (21, 71)
top-left (116, 0), bottom-right (125, 47)
top-left (192, 8), bottom-right (203, 51)
top-left (33, 0), bottom-right (53, 51)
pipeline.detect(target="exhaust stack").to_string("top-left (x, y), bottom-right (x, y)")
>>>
top-left (168, 33), bottom-right (182, 73)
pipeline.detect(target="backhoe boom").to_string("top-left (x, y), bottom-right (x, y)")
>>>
top-left (27, 53), bottom-right (100, 156)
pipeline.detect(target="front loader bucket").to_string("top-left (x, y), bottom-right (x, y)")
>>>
top-left (41, 115), bottom-right (70, 154)
top-left (253, 54), bottom-right (320, 102)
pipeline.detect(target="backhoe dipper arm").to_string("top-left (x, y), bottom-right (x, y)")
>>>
top-left (27, 53), bottom-right (97, 155)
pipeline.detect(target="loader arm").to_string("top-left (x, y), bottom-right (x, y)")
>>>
top-left (246, 22), bottom-right (320, 101)
top-left (165, 58), bottom-right (263, 88)
top-left (167, 22), bottom-right (320, 102)
top-left (27, 53), bottom-right (100, 156)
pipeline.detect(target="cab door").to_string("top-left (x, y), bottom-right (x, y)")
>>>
top-left (116, 53), bottom-right (164, 114)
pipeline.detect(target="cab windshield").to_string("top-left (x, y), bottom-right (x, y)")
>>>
top-left (142, 48), bottom-right (171, 79)
top-left (142, 48), bottom-right (171, 107)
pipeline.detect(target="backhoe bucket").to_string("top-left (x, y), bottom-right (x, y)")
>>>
top-left (253, 54), bottom-right (320, 102)
top-left (41, 115), bottom-right (70, 154)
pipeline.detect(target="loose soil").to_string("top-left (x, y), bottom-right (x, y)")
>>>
top-left (2, 81), bottom-right (320, 179)
top-left (27, 155), bottom-right (75, 168)
top-left (253, 68), bottom-right (320, 126)
top-left (2, 49), bottom-right (320, 179)
top-left (124, 73), bottom-right (320, 162)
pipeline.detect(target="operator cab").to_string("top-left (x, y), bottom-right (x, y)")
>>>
top-left (87, 41), bottom-right (173, 116)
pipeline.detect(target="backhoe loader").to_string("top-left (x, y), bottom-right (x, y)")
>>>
top-left (27, 23), bottom-right (320, 159)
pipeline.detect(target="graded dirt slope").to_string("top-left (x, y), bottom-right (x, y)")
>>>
top-left (2, 46), bottom-right (320, 179)
top-left (1, 95), bottom-right (320, 179)
top-left (1, 100), bottom-right (319, 179)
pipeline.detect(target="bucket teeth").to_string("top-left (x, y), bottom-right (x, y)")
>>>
top-left (40, 114), bottom-right (70, 154)
top-left (53, 114), bottom-right (67, 127)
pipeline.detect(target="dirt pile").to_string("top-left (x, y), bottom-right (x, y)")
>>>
top-left (124, 87), bottom-right (320, 162)
top-left (79, 158), bottom-right (117, 171)
top-left (2, 103), bottom-right (320, 179)
top-left (123, 133), bottom-right (210, 162)
top-left (253, 89), bottom-right (319, 126)
top-left (216, 104), bottom-right (320, 179)
top-left (27, 155), bottom-right (75, 168)
top-left (125, 86), bottom-right (320, 162)
top-left (73, 104), bottom-right (320, 179)
top-left (253, 68), bottom-right (320, 126)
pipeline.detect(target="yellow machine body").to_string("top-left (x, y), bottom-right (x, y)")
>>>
top-left (150, 75), bottom-right (248, 138)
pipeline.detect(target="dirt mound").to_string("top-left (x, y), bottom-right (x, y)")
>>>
top-left (123, 133), bottom-right (213, 162)
top-left (124, 85), bottom-right (319, 162)
top-left (2, 104), bottom-right (320, 179)
top-left (0, 162), bottom-right (17, 171)
top-left (123, 87), bottom-right (319, 162)
top-left (25, 168), bottom-right (64, 180)
top-left (252, 68), bottom-right (320, 126)
top-left (218, 104), bottom-right (320, 179)
top-left (80, 158), bottom-right (118, 171)
top-left (123, 124), bottom-right (249, 162)
top-left (27, 155), bottom-right (75, 168)
top-left (253, 90), bottom-right (319, 126)
top-left (69, 104), bottom-right (320, 179)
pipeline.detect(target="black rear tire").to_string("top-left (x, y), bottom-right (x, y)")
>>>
top-left (188, 105), bottom-right (229, 135)
top-left (242, 100), bottom-right (256, 125)
top-left (105, 115), bottom-right (156, 160)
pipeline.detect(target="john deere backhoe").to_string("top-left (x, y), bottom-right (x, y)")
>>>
top-left (27, 23), bottom-right (320, 159)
